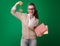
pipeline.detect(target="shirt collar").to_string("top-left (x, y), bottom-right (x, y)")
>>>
top-left (28, 14), bottom-right (35, 20)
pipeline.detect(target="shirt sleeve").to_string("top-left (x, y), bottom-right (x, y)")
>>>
top-left (11, 4), bottom-right (23, 20)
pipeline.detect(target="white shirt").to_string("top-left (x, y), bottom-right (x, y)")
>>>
top-left (28, 14), bottom-right (35, 26)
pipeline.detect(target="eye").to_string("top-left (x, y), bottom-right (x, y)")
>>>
top-left (28, 8), bottom-right (34, 10)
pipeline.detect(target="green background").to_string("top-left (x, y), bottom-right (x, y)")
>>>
top-left (0, 0), bottom-right (60, 46)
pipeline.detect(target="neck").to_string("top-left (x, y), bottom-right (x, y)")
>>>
top-left (30, 15), bottom-right (34, 19)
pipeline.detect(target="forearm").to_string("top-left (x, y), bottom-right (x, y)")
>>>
top-left (28, 25), bottom-right (34, 31)
top-left (11, 3), bottom-right (18, 14)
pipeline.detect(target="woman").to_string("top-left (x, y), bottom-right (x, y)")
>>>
top-left (11, 1), bottom-right (39, 46)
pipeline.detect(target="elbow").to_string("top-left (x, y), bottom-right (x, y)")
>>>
top-left (11, 9), bottom-right (13, 14)
top-left (10, 9), bottom-right (15, 15)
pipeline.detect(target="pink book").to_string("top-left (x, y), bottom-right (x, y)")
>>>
top-left (34, 23), bottom-right (48, 36)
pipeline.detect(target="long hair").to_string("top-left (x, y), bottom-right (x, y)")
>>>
top-left (28, 3), bottom-right (38, 19)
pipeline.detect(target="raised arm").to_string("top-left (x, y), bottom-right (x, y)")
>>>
top-left (11, 1), bottom-right (22, 20)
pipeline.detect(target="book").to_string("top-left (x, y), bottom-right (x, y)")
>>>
top-left (43, 25), bottom-right (48, 34)
top-left (34, 23), bottom-right (48, 37)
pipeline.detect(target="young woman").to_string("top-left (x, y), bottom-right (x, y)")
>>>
top-left (11, 1), bottom-right (39, 46)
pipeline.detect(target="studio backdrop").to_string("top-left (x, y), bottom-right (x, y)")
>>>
top-left (0, 0), bottom-right (60, 46)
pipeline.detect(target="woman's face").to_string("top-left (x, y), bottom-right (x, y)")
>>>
top-left (28, 5), bottom-right (35, 16)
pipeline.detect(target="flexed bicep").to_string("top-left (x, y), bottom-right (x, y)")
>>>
top-left (11, 1), bottom-right (23, 20)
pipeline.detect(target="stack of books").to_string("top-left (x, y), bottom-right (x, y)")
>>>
top-left (34, 23), bottom-right (48, 37)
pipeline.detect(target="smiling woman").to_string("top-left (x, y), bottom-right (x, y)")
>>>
top-left (11, 1), bottom-right (39, 46)
top-left (0, 0), bottom-right (60, 46)
top-left (28, 3), bottom-right (38, 19)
